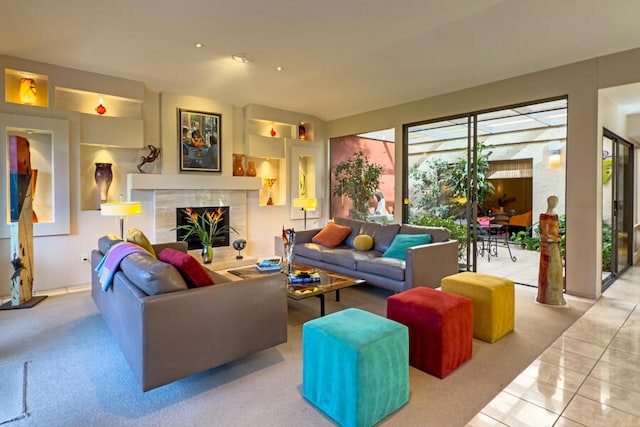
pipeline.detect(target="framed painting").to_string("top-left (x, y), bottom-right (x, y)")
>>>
top-left (178, 108), bottom-right (221, 172)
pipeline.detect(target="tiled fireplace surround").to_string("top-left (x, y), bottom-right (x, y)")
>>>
top-left (154, 189), bottom-right (247, 260)
top-left (128, 174), bottom-right (261, 262)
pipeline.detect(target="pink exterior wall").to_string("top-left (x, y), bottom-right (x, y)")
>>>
top-left (329, 136), bottom-right (395, 219)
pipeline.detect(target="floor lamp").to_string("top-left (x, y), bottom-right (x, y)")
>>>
top-left (293, 197), bottom-right (318, 229)
top-left (100, 201), bottom-right (142, 238)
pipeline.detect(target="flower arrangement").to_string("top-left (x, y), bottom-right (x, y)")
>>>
top-left (174, 208), bottom-right (238, 246)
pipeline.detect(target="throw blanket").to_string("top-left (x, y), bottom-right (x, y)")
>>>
top-left (95, 242), bottom-right (149, 292)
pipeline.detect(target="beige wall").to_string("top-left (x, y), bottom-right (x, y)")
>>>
top-left (326, 49), bottom-right (640, 299)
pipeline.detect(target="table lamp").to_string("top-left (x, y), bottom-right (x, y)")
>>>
top-left (100, 201), bottom-right (142, 238)
top-left (293, 197), bottom-right (318, 229)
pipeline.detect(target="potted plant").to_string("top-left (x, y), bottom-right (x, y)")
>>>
top-left (173, 208), bottom-right (238, 264)
top-left (333, 150), bottom-right (384, 220)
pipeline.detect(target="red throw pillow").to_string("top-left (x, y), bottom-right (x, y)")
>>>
top-left (312, 223), bottom-right (353, 248)
top-left (158, 248), bottom-right (215, 288)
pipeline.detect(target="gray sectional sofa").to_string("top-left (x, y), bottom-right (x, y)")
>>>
top-left (91, 236), bottom-right (287, 392)
top-left (292, 217), bottom-right (459, 293)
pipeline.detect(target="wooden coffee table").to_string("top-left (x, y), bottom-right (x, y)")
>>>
top-left (226, 265), bottom-right (364, 316)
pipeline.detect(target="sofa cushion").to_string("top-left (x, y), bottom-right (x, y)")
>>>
top-left (98, 234), bottom-right (123, 255)
top-left (399, 224), bottom-right (450, 243)
top-left (354, 234), bottom-right (374, 251)
top-left (294, 243), bottom-right (325, 261)
top-left (360, 222), bottom-right (400, 252)
top-left (382, 233), bottom-right (433, 260)
top-left (127, 227), bottom-right (156, 258)
top-left (120, 252), bottom-right (188, 295)
top-left (357, 257), bottom-right (406, 281)
top-left (158, 248), bottom-right (215, 288)
top-left (312, 223), bottom-right (353, 248)
top-left (320, 247), bottom-right (369, 270)
top-left (333, 217), bottom-right (366, 247)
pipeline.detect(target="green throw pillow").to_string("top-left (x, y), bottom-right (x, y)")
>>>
top-left (382, 233), bottom-right (432, 260)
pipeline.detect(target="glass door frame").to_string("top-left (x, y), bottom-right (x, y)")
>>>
top-left (602, 128), bottom-right (634, 290)
top-left (402, 96), bottom-right (568, 276)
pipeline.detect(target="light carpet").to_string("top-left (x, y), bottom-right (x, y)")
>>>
top-left (0, 284), bottom-right (591, 427)
top-left (0, 362), bottom-right (27, 425)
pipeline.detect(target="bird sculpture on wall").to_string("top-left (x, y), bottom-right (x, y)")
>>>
top-left (233, 239), bottom-right (247, 259)
top-left (137, 145), bottom-right (160, 173)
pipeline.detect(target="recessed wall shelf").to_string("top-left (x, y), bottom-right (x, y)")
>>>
top-left (79, 114), bottom-right (143, 148)
top-left (55, 87), bottom-right (142, 118)
top-left (4, 68), bottom-right (49, 108)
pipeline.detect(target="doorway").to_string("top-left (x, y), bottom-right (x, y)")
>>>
top-left (602, 129), bottom-right (634, 290)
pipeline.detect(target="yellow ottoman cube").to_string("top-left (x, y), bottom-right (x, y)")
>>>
top-left (441, 272), bottom-right (514, 343)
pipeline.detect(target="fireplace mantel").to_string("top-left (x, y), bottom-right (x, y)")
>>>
top-left (127, 173), bottom-right (262, 191)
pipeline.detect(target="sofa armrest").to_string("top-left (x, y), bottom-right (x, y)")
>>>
top-left (152, 241), bottom-right (188, 254)
top-left (294, 228), bottom-right (322, 244)
top-left (405, 239), bottom-right (459, 289)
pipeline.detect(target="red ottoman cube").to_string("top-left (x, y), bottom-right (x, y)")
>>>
top-left (387, 287), bottom-right (473, 378)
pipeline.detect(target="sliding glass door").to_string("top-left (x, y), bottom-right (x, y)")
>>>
top-left (602, 129), bottom-right (633, 289)
top-left (404, 98), bottom-right (567, 285)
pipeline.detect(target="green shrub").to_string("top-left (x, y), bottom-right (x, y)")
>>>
top-left (602, 222), bottom-right (612, 272)
top-left (410, 215), bottom-right (466, 260)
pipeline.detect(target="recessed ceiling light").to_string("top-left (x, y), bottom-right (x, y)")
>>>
top-left (276, 66), bottom-right (284, 71)
top-left (195, 42), bottom-right (204, 48)
top-left (232, 53), bottom-right (251, 63)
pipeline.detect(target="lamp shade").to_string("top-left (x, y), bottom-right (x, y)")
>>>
top-left (100, 201), bottom-right (142, 216)
top-left (293, 198), bottom-right (318, 210)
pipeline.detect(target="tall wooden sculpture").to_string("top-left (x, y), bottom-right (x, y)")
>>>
top-left (1, 135), bottom-right (46, 309)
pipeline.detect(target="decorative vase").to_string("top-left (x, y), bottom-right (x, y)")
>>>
top-left (201, 244), bottom-right (213, 264)
top-left (94, 163), bottom-right (113, 204)
top-left (233, 155), bottom-right (245, 176)
top-left (264, 178), bottom-right (277, 206)
top-left (298, 124), bottom-right (306, 140)
top-left (284, 243), bottom-right (295, 274)
top-left (246, 161), bottom-right (257, 177)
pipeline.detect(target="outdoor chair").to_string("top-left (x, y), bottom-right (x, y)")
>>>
top-left (487, 212), bottom-right (517, 262)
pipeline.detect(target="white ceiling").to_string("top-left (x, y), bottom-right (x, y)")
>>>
top-left (2, 0), bottom-right (640, 121)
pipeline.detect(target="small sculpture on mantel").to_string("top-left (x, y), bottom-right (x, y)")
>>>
top-left (233, 239), bottom-right (247, 259)
top-left (137, 145), bottom-right (160, 173)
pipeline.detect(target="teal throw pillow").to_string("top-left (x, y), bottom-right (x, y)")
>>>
top-left (382, 233), bottom-right (432, 260)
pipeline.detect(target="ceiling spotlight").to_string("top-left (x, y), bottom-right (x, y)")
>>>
top-left (194, 42), bottom-right (204, 48)
top-left (276, 66), bottom-right (284, 71)
top-left (232, 53), bottom-right (251, 63)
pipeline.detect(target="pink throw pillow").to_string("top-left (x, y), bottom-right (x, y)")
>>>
top-left (158, 248), bottom-right (215, 288)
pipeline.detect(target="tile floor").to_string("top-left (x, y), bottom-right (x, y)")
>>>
top-left (468, 264), bottom-right (640, 427)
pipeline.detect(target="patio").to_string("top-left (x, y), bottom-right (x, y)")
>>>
top-left (475, 244), bottom-right (541, 287)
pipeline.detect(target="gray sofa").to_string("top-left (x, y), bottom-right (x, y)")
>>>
top-left (293, 217), bottom-right (459, 292)
top-left (91, 236), bottom-right (287, 392)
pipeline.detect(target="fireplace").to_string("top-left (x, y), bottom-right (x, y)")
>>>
top-left (176, 206), bottom-right (230, 250)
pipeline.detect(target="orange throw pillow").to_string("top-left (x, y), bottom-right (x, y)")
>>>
top-left (312, 223), bottom-right (352, 248)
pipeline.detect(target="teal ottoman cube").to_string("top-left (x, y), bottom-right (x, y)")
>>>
top-left (302, 308), bottom-right (409, 427)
